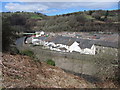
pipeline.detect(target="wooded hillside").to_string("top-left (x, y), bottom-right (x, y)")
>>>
top-left (2, 10), bottom-right (119, 33)
top-left (34, 10), bottom-right (119, 32)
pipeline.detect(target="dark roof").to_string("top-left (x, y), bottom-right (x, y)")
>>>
top-left (45, 36), bottom-right (57, 42)
top-left (76, 39), bottom-right (93, 49)
top-left (39, 36), bottom-right (47, 41)
top-left (41, 35), bottom-right (118, 48)
top-left (51, 36), bottom-right (75, 46)
top-left (91, 40), bottom-right (118, 48)
top-left (66, 40), bottom-right (75, 46)
top-left (76, 38), bottom-right (118, 48)
top-left (59, 47), bottom-right (67, 50)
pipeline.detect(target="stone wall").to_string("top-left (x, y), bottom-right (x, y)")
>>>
top-left (25, 45), bottom-right (118, 80)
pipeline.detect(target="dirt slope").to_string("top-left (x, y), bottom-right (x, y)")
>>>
top-left (2, 54), bottom-right (117, 88)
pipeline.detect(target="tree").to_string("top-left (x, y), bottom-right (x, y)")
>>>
top-left (104, 10), bottom-right (109, 21)
top-left (89, 10), bottom-right (94, 15)
top-left (2, 18), bottom-right (16, 52)
top-left (75, 14), bottom-right (87, 23)
top-left (92, 12), bottom-right (101, 20)
top-left (9, 14), bottom-right (27, 25)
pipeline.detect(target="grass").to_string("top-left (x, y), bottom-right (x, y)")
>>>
top-left (20, 49), bottom-right (35, 58)
top-left (31, 15), bottom-right (42, 19)
top-left (20, 49), bottom-right (41, 62)
top-left (84, 15), bottom-right (95, 20)
top-left (46, 59), bottom-right (55, 66)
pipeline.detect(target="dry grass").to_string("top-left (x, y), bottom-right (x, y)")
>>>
top-left (1, 53), bottom-right (118, 88)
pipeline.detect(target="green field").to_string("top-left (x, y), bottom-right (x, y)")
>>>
top-left (31, 15), bottom-right (42, 19)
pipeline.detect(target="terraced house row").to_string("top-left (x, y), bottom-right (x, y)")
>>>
top-left (25, 32), bottom-right (118, 55)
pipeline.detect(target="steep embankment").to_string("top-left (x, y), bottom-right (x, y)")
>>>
top-left (2, 54), bottom-right (95, 88)
top-left (2, 54), bottom-right (117, 88)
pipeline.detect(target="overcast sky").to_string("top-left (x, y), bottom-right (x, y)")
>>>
top-left (0, 0), bottom-right (119, 16)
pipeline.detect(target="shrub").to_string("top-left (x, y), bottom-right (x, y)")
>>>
top-left (20, 50), bottom-right (34, 58)
top-left (92, 12), bottom-right (101, 20)
top-left (10, 46), bottom-right (20, 55)
top-left (46, 59), bottom-right (55, 66)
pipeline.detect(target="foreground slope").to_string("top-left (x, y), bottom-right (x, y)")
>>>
top-left (2, 54), bottom-right (117, 88)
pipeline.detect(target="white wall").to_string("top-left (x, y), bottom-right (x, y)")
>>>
top-left (68, 41), bottom-right (82, 52)
top-left (81, 45), bottom-right (96, 55)
top-left (35, 31), bottom-right (45, 37)
top-left (91, 44), bottom-right (96, 55)
top-left (32, 38), bottom-right (39, 44)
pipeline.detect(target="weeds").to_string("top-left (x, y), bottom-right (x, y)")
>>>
top-left (20, 50), bottom-right (35, 58)
top-left (46, 59), bottom-right (55, 66)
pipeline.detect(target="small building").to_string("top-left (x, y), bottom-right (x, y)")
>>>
top-left (81, 44), bottom-right (96, 55)
top-left (75, 38), bottom-right (96, 55)
top-left (32, 37), bottom-right (40, 45)
top-left (91, 40), bottom-right (118, 55)
top-left (50, 36), bottom-right (75, 50)
top-left (35, 31), bottom-right (45, 37)
top-left (68, 41), bottom-right (82, 53)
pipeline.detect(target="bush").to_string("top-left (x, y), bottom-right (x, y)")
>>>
top-left (46, 59), bottom-right (55, 66)
top-left (20, 50), bottom-right (34, 58)
top-left (10, 46), bottom-right (20, 55)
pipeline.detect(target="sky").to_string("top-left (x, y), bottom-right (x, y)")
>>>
top-left (0, 0), bottom-right (119, 16)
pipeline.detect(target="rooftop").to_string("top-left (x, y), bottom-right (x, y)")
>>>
top-left (39, 35), bottom-right (118, 48)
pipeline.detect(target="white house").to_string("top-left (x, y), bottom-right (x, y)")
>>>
top-left (68, 41), bottom-right (82, 53)
top-left (81, 44), bottom-right (96, 55)
top-left (32, 37), bottom-right (40, 45)
top-left (35, 31), bottom-right (45, 37)
top-left (67, 41), bottom-right (96, 55)
top-left (77, 39), bottom-right (96, 55)
top-left (90, 44), bottom-right (96, 55)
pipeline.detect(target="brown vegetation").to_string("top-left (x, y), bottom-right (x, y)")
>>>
top-left (2, 53), bottom-right (118, 88)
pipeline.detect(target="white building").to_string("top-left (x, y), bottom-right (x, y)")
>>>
top-left (68, 41), bottom-right (82, 53)
top-left (32, 37), bottom-right (40, 45)
top-left (35, 31), bottom-right (45, 37)
top-left (81, 44), bottom-right (96, 55)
